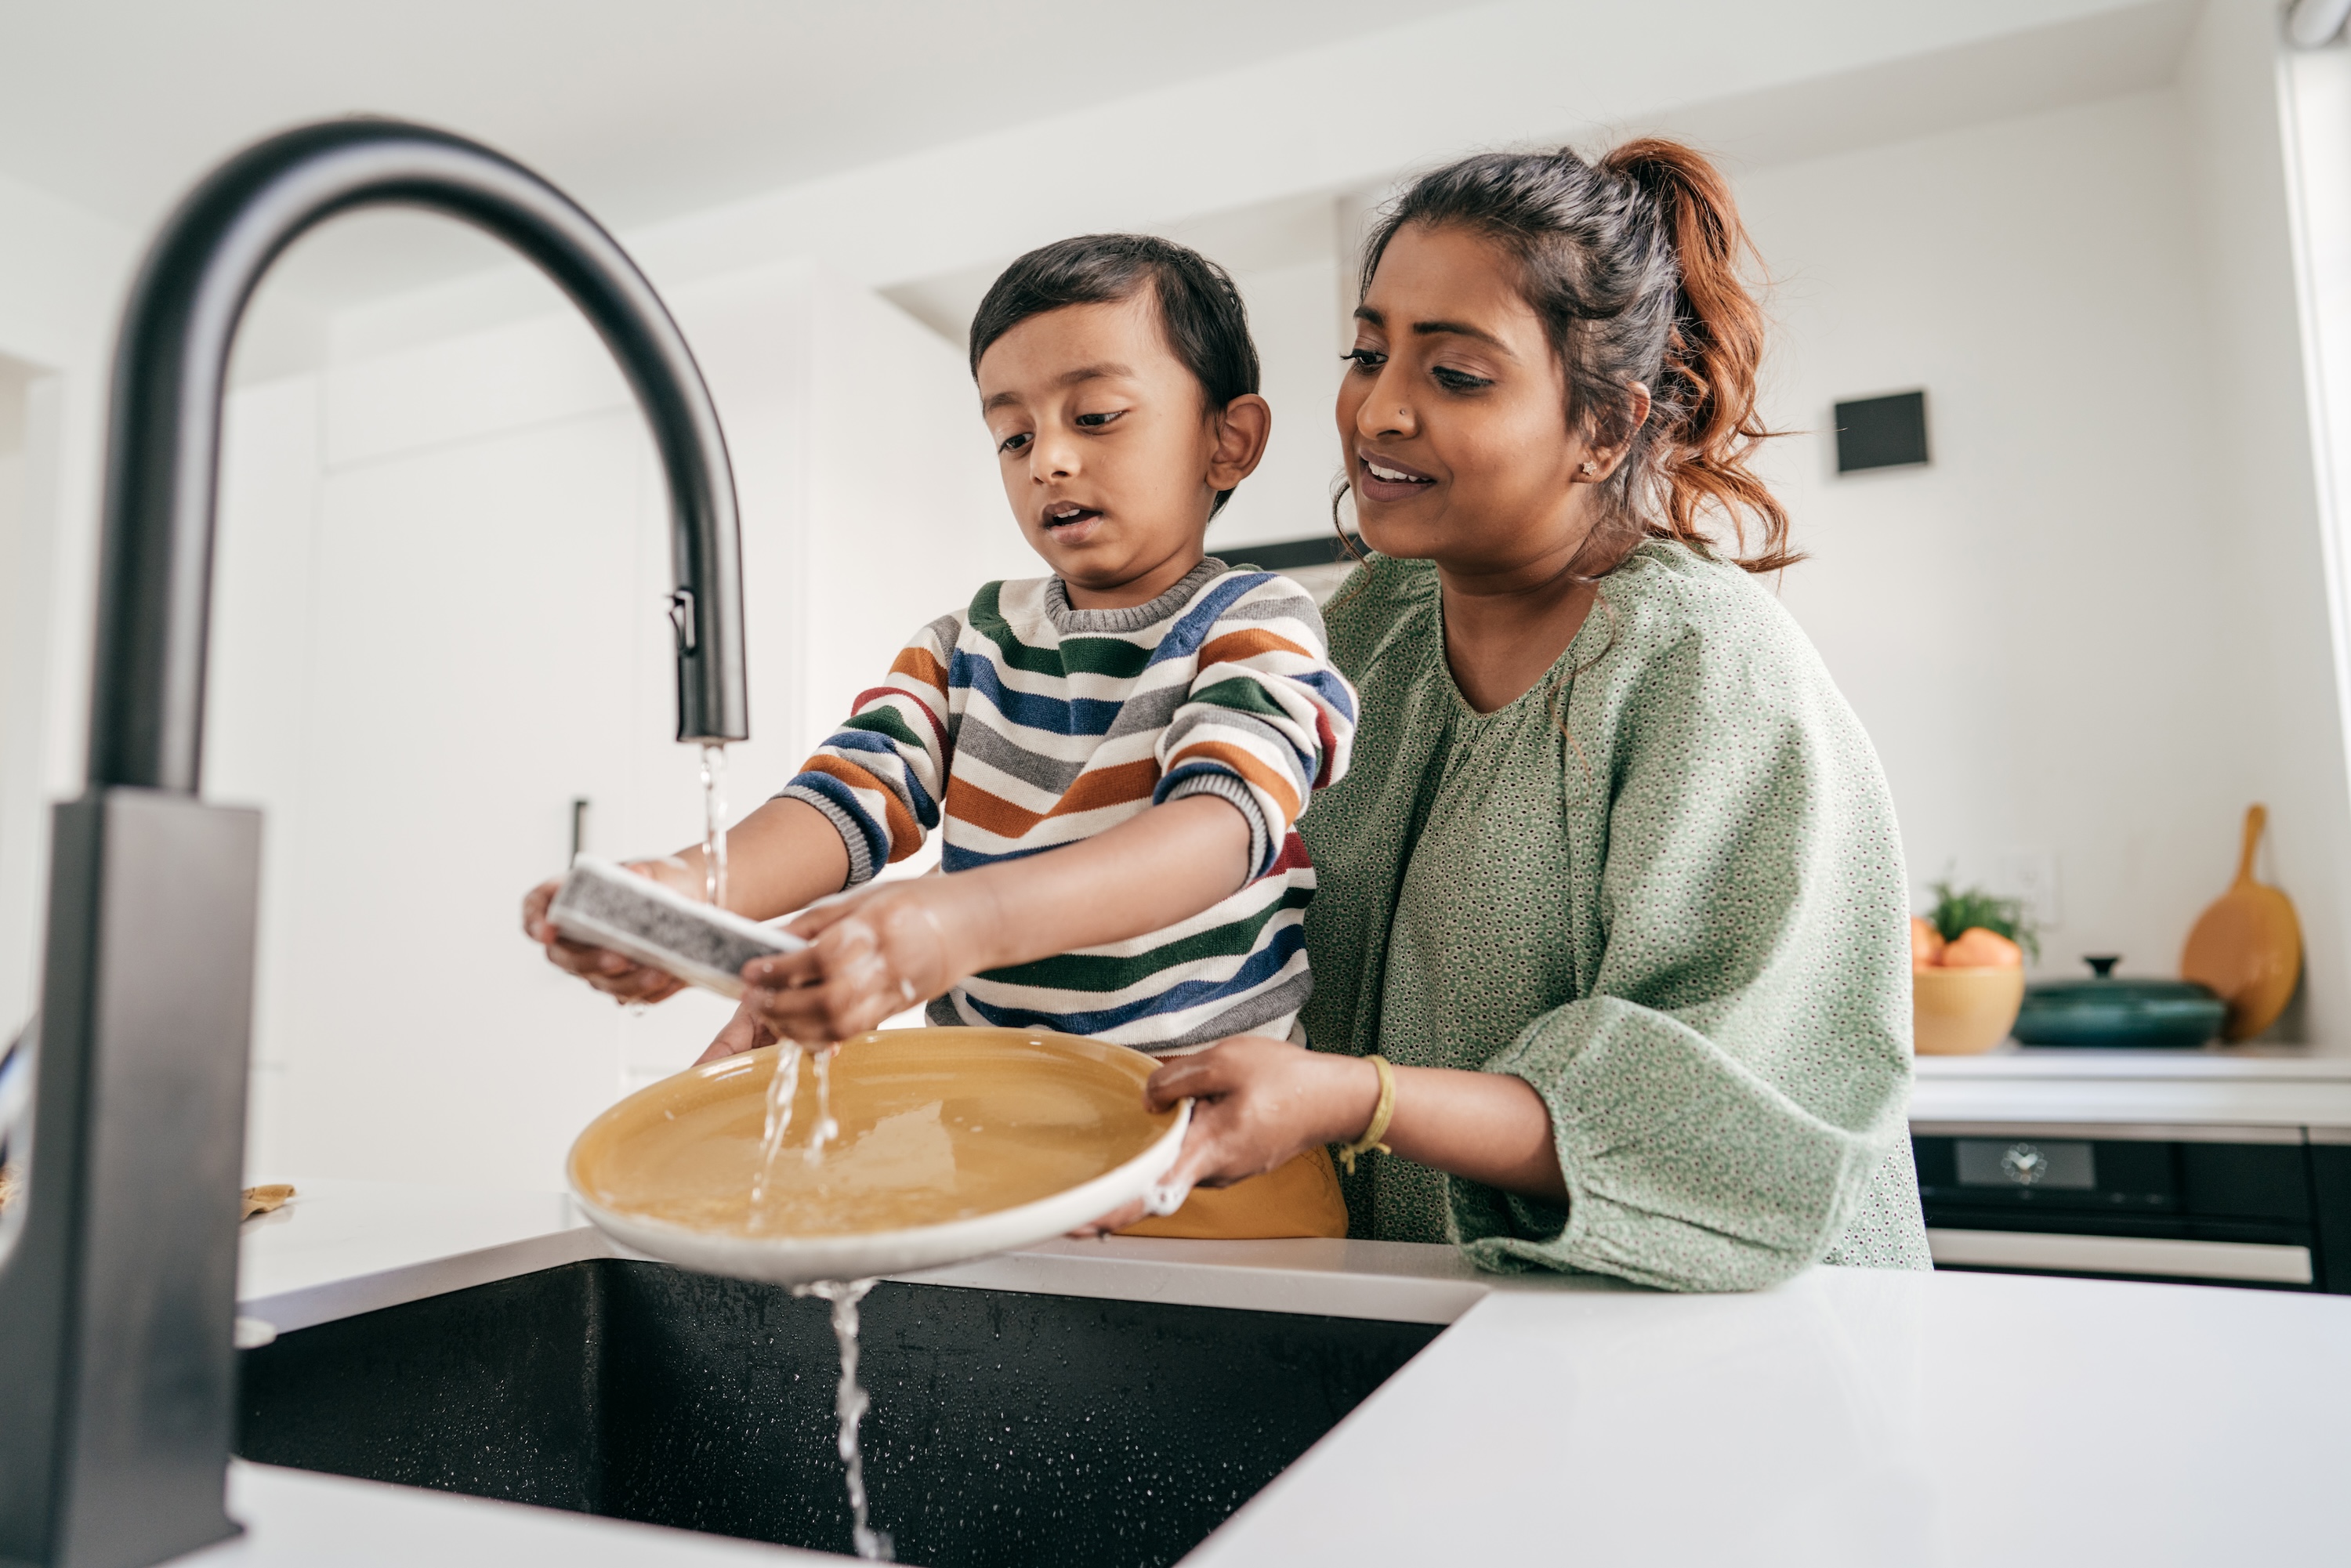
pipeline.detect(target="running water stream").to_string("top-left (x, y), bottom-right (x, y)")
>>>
top-left (715, 737), bottom-right (873, 1555)
top-left (793, 1277), bottom-right (893, 1561)
top-left (698, 741), bottom-right (730, 910)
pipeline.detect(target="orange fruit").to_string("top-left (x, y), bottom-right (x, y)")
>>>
top-left (1942, 926), bottom-right (2023, 969)
top-left (1911, 916), bottom-right (1946, 969)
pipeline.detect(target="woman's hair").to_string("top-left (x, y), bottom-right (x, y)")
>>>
top-left (969, 234), bottom-right (1261, 515)
top-left (1357, 139), bottom-right (1794, 573)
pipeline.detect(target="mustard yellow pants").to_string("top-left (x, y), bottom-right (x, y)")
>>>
top-left (1117, 1146), bottom-right (1348, 1240)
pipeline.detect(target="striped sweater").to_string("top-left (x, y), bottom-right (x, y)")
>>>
top-left (777, 557), bottom-right (1357, 1052)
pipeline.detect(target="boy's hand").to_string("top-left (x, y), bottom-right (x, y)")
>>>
top-left (1070, 1035), bottom-right (1379, 1235)
top-left (520, 864), bottom-right (689, 1004)
top-left (738, 878), bottom-right (987, 1045)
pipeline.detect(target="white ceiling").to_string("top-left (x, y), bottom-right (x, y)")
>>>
top-left (0, 0), bottom-right (1495, 305)
top-left (0, 0), bottom-right (2198, 345)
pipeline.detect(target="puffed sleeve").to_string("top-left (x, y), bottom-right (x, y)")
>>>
top-left (1455, 621), bottom-right (1918, 1291)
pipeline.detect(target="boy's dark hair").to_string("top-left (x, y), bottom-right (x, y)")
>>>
top-left (969, 234), bottom-right (1260, 514)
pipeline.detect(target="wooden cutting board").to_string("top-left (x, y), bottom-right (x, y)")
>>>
top-left (2180, 805), bottom-right (2302, 1041)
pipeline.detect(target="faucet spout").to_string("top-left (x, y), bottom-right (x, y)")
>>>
top-left (89, 115), bottom-right (748, 791)
top-left (1, 118), bottom-right (749, 1568)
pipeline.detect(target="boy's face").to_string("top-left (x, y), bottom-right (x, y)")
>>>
top-left (977, 289), bottom-right (1266, 607)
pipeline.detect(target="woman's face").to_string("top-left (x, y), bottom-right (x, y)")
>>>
top-left (1337, 223), bottom-right (1607, 577)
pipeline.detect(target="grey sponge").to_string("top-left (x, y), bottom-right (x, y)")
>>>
top-left (549, 856), bottom-right (804, 998)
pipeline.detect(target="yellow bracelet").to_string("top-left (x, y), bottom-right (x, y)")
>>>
top-left (1335, 1054), bottom-right (1396, 1175)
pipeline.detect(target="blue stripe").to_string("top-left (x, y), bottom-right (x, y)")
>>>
top-left (1291, 667), bottom-right (1358, 724)
top-left (786, 771), bottom-right (889, 871)
top-left (941, 839), bottom-right (1063, 873)
top-left (960, 922), bottom-right (1306, 1035)
top-left (951, 650), bottom-right (1127, 736)
top-left (1144, 572), bottom-right (1270, 668)
top-left (821, 729), bottom-right (939, 826)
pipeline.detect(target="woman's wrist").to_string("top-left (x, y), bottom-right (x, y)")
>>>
top-left (1316, 1052), bottom-right (1388, 1148)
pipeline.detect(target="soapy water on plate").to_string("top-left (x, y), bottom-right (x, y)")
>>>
top-left (747, 1044), bottom-right (845, 1225)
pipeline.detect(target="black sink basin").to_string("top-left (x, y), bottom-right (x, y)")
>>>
top-left (236, 1260), bottom-right (1440, 1566)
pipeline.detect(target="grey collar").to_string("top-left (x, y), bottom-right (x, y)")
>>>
top-left (1044, 557), bottom-right (1227, 634)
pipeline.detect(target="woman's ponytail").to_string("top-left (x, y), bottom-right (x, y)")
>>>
top-left (1360, 138), bottom-right (1796, 574)
top-left (1599, 139), bottom-right (1792, 572)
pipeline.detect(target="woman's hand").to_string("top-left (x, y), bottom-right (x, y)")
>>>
top-left (1073, 1035), bottom-right (1381, 1234)
top-left (1073, 1034), bottom-right (1569, 1234)
top-left (520, 861), bottom-right (691, 1004)
top-left (738, 877), bottom-right (988, 1045)
top-left (695, 994), bottom-right (778, 1064)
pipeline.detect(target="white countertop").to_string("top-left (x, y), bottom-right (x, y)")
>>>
top-left (208, 1179), bottom-right (2351, 1566)
top-left (1911, 1048), bottom-right (2351, 1132)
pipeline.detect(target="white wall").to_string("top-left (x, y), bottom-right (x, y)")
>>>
top-left (0, 170), bottom-right (134, 1035)
top-left (1748, 63), bottom-right (2349, 1042)
top-left (2176, 0), bottom-right (2351, 1045)
top-left (0, 360), bottom-right (27, 768)
top-left (1215, 256), bottom-right (1347, 551)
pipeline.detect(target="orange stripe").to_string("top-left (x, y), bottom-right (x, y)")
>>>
top-left (946, 759), bottom-right (1161, 841)
top-left (1051, 758), bottom-right (1161, 818)
top-left (945, 777), bottom-right (1039, 840)
top-left (802, 755), bottom-right (923, 861)
top-left (1167, 741), bottom-right (1300, 826)
top-left (889, 646), bottom-right (950, 692)
top-left (1197, 628), bottom-right (1312, 668)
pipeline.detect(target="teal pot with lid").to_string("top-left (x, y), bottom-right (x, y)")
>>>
top-left (2012, 956), bottom-right (2227, 1049)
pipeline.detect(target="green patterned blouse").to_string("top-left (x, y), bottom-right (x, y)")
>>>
top-left (1299, 541), bottom-right (1932, 1291)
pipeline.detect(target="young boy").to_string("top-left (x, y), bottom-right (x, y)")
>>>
top-left (527, 234), bottom-right (1356, 1092)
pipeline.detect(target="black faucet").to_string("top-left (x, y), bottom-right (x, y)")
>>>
top-left (0, 119), bottom-right (748, 1568)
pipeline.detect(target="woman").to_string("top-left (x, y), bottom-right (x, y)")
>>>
top-left (1096, 140), bottom-right (1929, 1291)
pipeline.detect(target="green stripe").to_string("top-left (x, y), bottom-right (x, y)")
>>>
top-left (980, 887), bottom-right (1311, 994)
top-left (1056, 636), bottom-right (1153, 678)
top-left (1183, 675), bottom-right (1294, 722)
top-left (842, 707), bottom-right (924, 750)
top-left (966, 583), bottom-right (1065, 677)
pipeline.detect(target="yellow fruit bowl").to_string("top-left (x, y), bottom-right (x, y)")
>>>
top-left (1912, 965), bottom-right (2026, 1056)
top-left (568, 1027), bottom-right (1186, 1285)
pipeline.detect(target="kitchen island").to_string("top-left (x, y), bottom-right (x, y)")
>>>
top-left (205, 1179), bottom-right (2350, 1566)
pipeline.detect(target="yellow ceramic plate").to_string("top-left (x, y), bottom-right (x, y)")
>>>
top-left (567, 1026), bottom-right (1187, 1284)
